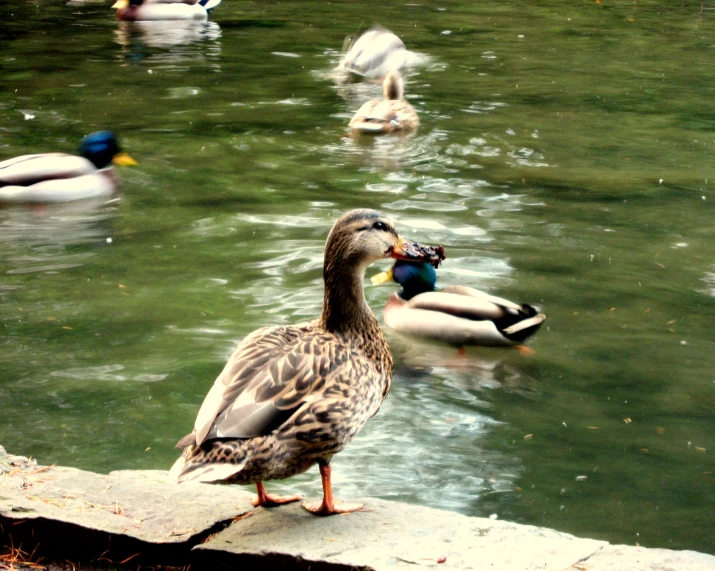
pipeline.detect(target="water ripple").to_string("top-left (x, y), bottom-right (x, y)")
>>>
top-left (382, 199), bottom-right (468, 212)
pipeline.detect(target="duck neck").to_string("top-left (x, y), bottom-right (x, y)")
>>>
top-left (320, 256), bottom-right (376, 336)
top-left (320, 259), bottom-right (392, 377)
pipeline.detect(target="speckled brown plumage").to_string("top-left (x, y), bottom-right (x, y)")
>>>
top-left (348, 70), bottom-right (419, 135)
top-left (170, 209), bottom-right (442, 515)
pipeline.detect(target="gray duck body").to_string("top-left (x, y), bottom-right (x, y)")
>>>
top-left (173, 319), bottom-right (391, 484)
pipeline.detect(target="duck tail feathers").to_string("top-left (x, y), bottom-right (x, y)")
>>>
top-left (502, 313), bottom-right (546, 342)
top-left (170, 448), bottom-right (248, 484)
top-left (199, 0), bottom-right (221, 11)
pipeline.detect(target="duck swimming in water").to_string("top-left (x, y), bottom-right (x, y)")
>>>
top-left (372, 260), bottom-right (545, 347)
top-left (170, 209), bottom-right (444, 516)
top-left (112, 0), bottom-right (221, 21)
top-left (349, 70), bottom-right (419, 135)
top-left (0, 131), bottom-right (136, 204)
top-left (337, 26), bottom-right (411, 81)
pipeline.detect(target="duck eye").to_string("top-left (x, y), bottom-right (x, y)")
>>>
top-left (372, 221), bottom-right (387, 231)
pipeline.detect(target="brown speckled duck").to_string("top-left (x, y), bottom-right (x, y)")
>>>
top-left (348, 71), bottom-right (419, 135)
top-left (170, 209), bottom-right (444, 516)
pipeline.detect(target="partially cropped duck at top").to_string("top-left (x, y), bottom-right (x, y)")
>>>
top-left (349, 70), bottom-right (419, 135)
top-left (372, 260), bottom-right (545, 348)
top-left (337, 26), bottom-right (411, 81)
top-left (0, 131), bottom-right (136, 204)
top-left (170, 209), bottom-right (444, 516)
top-left (112, 0), bottom-right (221, 21)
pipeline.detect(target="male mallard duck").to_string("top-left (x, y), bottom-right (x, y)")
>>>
top-left (348, 71), bottom-right (419, 135)
top-left (170, 209), bottom-right (444, 516)
top-left (0, 131), bottom-right (136, 204)
top-left (372, 260), bottom-right (545, 347)
top-left (112, 0), bottom-right (221, 21)
top-left (338, 26), bottom-right (410, 80)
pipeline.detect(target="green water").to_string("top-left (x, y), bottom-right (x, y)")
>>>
top-left (1, 0), bottom-right (714, 554)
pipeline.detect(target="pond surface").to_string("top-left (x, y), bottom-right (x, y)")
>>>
top-left (1, 0), bottom-right (714, 555)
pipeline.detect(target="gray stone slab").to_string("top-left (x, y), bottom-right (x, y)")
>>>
top-left (2, 448), bottom-right (715, 571)
top-left (569, 544), bottom-right (715, 571)
top-left (195, 498), bottom-right (607, 570)
top-left (0, 464), bottom-right (253, 544)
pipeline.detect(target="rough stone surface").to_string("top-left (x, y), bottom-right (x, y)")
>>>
top-left (195, 499), bottom-right (604, 570)
top-left (0, 464), bottom-right (254, 544)
top-left (566, 545), bottom-right (715, 571)
top-left (0, 449), bottom-right (254, 565)
top-left (2, 448), bottom-right (715, 570)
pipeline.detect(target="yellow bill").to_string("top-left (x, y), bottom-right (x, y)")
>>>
top-left (112, 152), bottom-right (138, 166)
top-left (371, 267), bottom-right (394, 286)
top-left (112, 0), bottom-right (129, 9)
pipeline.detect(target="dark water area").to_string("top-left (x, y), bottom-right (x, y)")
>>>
top-left (1, 0), bottom-right (713, 554)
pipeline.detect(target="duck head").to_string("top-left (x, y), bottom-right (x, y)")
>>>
top-left (324, 209), bottom-right (443, 275)
top-left (372, 260), bottom-right (437, 300)
top-left (79, 131), bottom-right (137, 170)
top-left (321, 209), bottom-right (444, 332)
top-left (394, 261), bottom-right (436, 300)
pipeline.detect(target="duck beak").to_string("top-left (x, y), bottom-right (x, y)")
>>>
top-left (112, 0), bottom-right (128, 8)
top-left (112, 152), bottom-right (138, 166)
top-left (389, 237), bottom-right (445, 268)
top-left (371, 267), bottom-right (394, 286)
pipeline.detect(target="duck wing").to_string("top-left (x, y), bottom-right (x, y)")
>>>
top-left (177, 323), bottom-right (362, 449)
top-left (439, 285), bottom-right (526, 312)
top-left (0, 153), bottom-right (96, 187)
top-left (349, 100), bottom-right (394, 133)
top-left (413, 287), bottom-right (545, 343)
top-left (349, 99), bottom-right (383, 123)
top-left (364, 100), bottom-right (398, 123)
top-left (406, 291), bottom-right (512, 321)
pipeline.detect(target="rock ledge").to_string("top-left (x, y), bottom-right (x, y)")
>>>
top-left (1, 447), bottom-right (713, 570)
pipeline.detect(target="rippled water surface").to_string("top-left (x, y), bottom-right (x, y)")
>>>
top-left (1, 0), bottom-right (714, 554)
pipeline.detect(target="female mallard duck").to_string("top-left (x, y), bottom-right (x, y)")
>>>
top-left (338, 26), bottom-right (410, 81)
top-left (372, 260), bottom-right (545, 347)
top-left (170, 209), bottom-right (444, 516)
top-left (0, 131), bottom-right (136, 204)
top-left (349, 70), bottom-right (419, 135)
top-left (112, 0), bottom-right (221, 21)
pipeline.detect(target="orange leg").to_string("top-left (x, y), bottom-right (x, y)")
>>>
top-left (515, 344), bottom-right (535, 357)
top-left (251, 481), bottom-right (302, 507)
top-left (302, 464), bottom-right (363, 516)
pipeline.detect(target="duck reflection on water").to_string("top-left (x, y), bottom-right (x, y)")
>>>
top-left (388, 330), bottom-right (541, 398)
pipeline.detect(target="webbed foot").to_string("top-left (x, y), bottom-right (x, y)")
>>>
top-left (252, 482), bottom-right (302, 507)
top-left (302, 498), bottom-right (364, 516)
